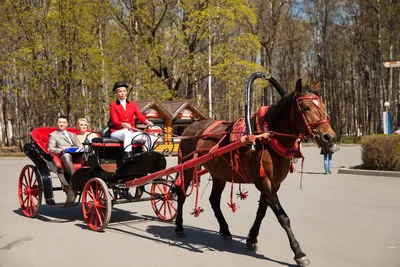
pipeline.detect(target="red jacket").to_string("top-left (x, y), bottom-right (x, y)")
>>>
top-left (110, 99), bottom-right (147, 133)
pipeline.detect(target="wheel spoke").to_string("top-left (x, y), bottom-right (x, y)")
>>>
top-left (95, 208), bottom-right (104, 227)
top-left (94, 209), bottom-right (99, 229)
top-left (95, 182), bottom-right (99, 201)
top-left (166, 199), bottom-right (177, 211)
top-left (23, 175), bottom-right (29, 189)
top-left (163, 200), bottom-right (167, 218)
top-left (97, 203), bottom-right (106, 209)
top-left (32, 177), bottom-right (37, 188)
top-left (167, 202), bottom-right (173, 218)
top-left (30, 195), bottom-right (37, 211)
top-left (28, 196), bottom-right (33, 215)
top-left (84, 203), bottom-right (93, 215)
top-left (90, 209), bottom-right (95, 226)
top-left (88, 186), bottom-right (95, 201)
top-left (155, 184), bottom-right (163, 193)
top-left (158, 201), bottom-right (165, 212)
top-left (28, 168), bottom-right (34, 187)
top-left (162, 184), bottom-right (169, 194)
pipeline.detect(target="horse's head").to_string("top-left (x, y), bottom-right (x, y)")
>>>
top-left (291, 79), bottom-right (336, 147)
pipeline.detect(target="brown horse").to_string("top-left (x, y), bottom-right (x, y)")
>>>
top-left (175, 78), bottom-right (336, 266)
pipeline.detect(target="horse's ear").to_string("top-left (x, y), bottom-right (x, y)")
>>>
top-left (314, 82), bottom-right (321, 91)
top-left (295, 79), bottom-right (302, 93)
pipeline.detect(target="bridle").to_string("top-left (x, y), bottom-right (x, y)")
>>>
top-left (290, 92), bottom-right (331, 139)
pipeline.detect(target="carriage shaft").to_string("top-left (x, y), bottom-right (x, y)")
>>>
top-left (123, 135), bottom-right (255, 188)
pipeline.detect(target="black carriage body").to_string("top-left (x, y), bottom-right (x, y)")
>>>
top-left (23, 127), bottom-right (168, 204)
top-left (19, 126), bottom-right (177, 230)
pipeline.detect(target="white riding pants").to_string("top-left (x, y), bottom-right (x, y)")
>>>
top-left (110, 128), bottom-right (157, 152)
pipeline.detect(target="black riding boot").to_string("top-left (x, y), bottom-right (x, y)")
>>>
top-left (123, 152), bottom-right (131, 160)
top-left (122, 188), bottom-right (134, 201)
top-left (124, 152), bottom-right (133, 160)
top-left (42, 177), bottom-right (56, 205)
top-left (133, 186), bottom-right (144, 199)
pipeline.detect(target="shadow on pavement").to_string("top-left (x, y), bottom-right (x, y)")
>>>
top-left (13, 206), bottom-right (145, 225)
top-left (14, 205), bottom-right (298, 266)
top-left (104, 220), bottom-right (298, 267)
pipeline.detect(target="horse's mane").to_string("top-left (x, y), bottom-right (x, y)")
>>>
top-left (265, 85), bottom-right (318, 126)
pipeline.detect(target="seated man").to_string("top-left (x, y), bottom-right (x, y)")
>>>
top-left (48, 115), bottom-right (83, 181)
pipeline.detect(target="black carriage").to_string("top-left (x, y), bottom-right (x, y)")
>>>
top-left (19, 126), bottom-right (177, 231)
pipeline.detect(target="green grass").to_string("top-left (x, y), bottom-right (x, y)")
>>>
top-left (0, 152), bottom-right (26, 157)
top-left (341, 136), bottom-right (363, 144)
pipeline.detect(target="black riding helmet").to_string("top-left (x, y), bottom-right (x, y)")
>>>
top-left (112, 81), bottom-right (128, 92)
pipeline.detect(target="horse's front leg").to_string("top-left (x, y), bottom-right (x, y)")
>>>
top-left (271, 194), bottom-right (310, 266)
top-left (174, 169), bottom-right (193, 238)
top-left (246, 194), bottom-right (268, 251)
top-left (174, 185), bottom-right (186, 237)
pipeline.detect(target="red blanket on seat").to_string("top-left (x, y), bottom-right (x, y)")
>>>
top-left (31, 127), bottom-right (83, 170)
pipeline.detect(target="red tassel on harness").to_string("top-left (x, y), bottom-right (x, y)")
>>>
top-left (227, 202), bottom-right (237, 213)
top-left (190, 207), bottom-right (204, 217)
top-left (236, 190), bottom-right (248, 200)
top-left (290, 161), bottom-right (295, 173)
top-left (174, 176), bottom-right (181, 186)
top-left (260, 165), bottom-right (265, 177)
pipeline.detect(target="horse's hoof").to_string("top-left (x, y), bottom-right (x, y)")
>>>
top-left (175, 231), bottom-right (186, 238)
top-left (246, 239), bottom-right (258, 251)
top-left (220, 234), bottom-right (232, 245)
top-left (220, 234), bottom-right (232, 241)
top-left (295, 256), bottom-right (311, 266)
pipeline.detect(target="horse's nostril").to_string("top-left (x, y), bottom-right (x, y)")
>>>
top-left (321, 133), bottom-right (332, 143)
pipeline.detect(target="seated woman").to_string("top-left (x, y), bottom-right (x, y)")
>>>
top-left (76, 118), bottom-right (98, 145)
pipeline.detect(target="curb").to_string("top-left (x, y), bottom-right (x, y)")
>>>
top-left (0, 157), bottom-right (30, 160)
top-left (338, 166), bottom-right (400, 178)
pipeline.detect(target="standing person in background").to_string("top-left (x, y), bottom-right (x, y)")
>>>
top-left (109, 81), bottom-right (155, 159)
top-left (320, 143), bottom-right (340, 174)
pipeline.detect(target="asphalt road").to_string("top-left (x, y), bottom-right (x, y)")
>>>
top-left (0, 146), bottom-right (399, 267)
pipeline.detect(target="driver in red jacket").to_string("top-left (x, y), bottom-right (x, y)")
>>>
top-left (110, 81), bottom-right (155, 158)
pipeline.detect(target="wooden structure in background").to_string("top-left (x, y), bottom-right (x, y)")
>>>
top-left (135, 100), bottom-right (210, 153)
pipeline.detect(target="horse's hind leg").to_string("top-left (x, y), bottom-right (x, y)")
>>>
top-left (209, 178), bottom-right (232, 239)
top-left (270, 194), bottom-right (310, 266)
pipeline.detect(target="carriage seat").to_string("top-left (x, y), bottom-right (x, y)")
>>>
top-left (90, 126), bottom-right (143, 148)
top-left (30, 127), bottom-right (85, 171)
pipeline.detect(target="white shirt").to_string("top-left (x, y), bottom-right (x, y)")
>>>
top-left (118, 98), bottom-right (126, 110)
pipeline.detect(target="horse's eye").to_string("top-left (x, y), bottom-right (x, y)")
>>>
top-left (303, 106), bottom-right (311, 112)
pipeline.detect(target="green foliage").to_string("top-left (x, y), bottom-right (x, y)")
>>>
top-left (361, 135), bottom-right (400, 171)
top-left (341, 136), bottom-right (363, 144)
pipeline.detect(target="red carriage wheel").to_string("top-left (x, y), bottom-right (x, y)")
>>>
top-left (18, 165), bottom-right (42, 218)
top-left (81, 178), bottom-right (111, 232)
top-left (151, 176), bottom-right (177, 221)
